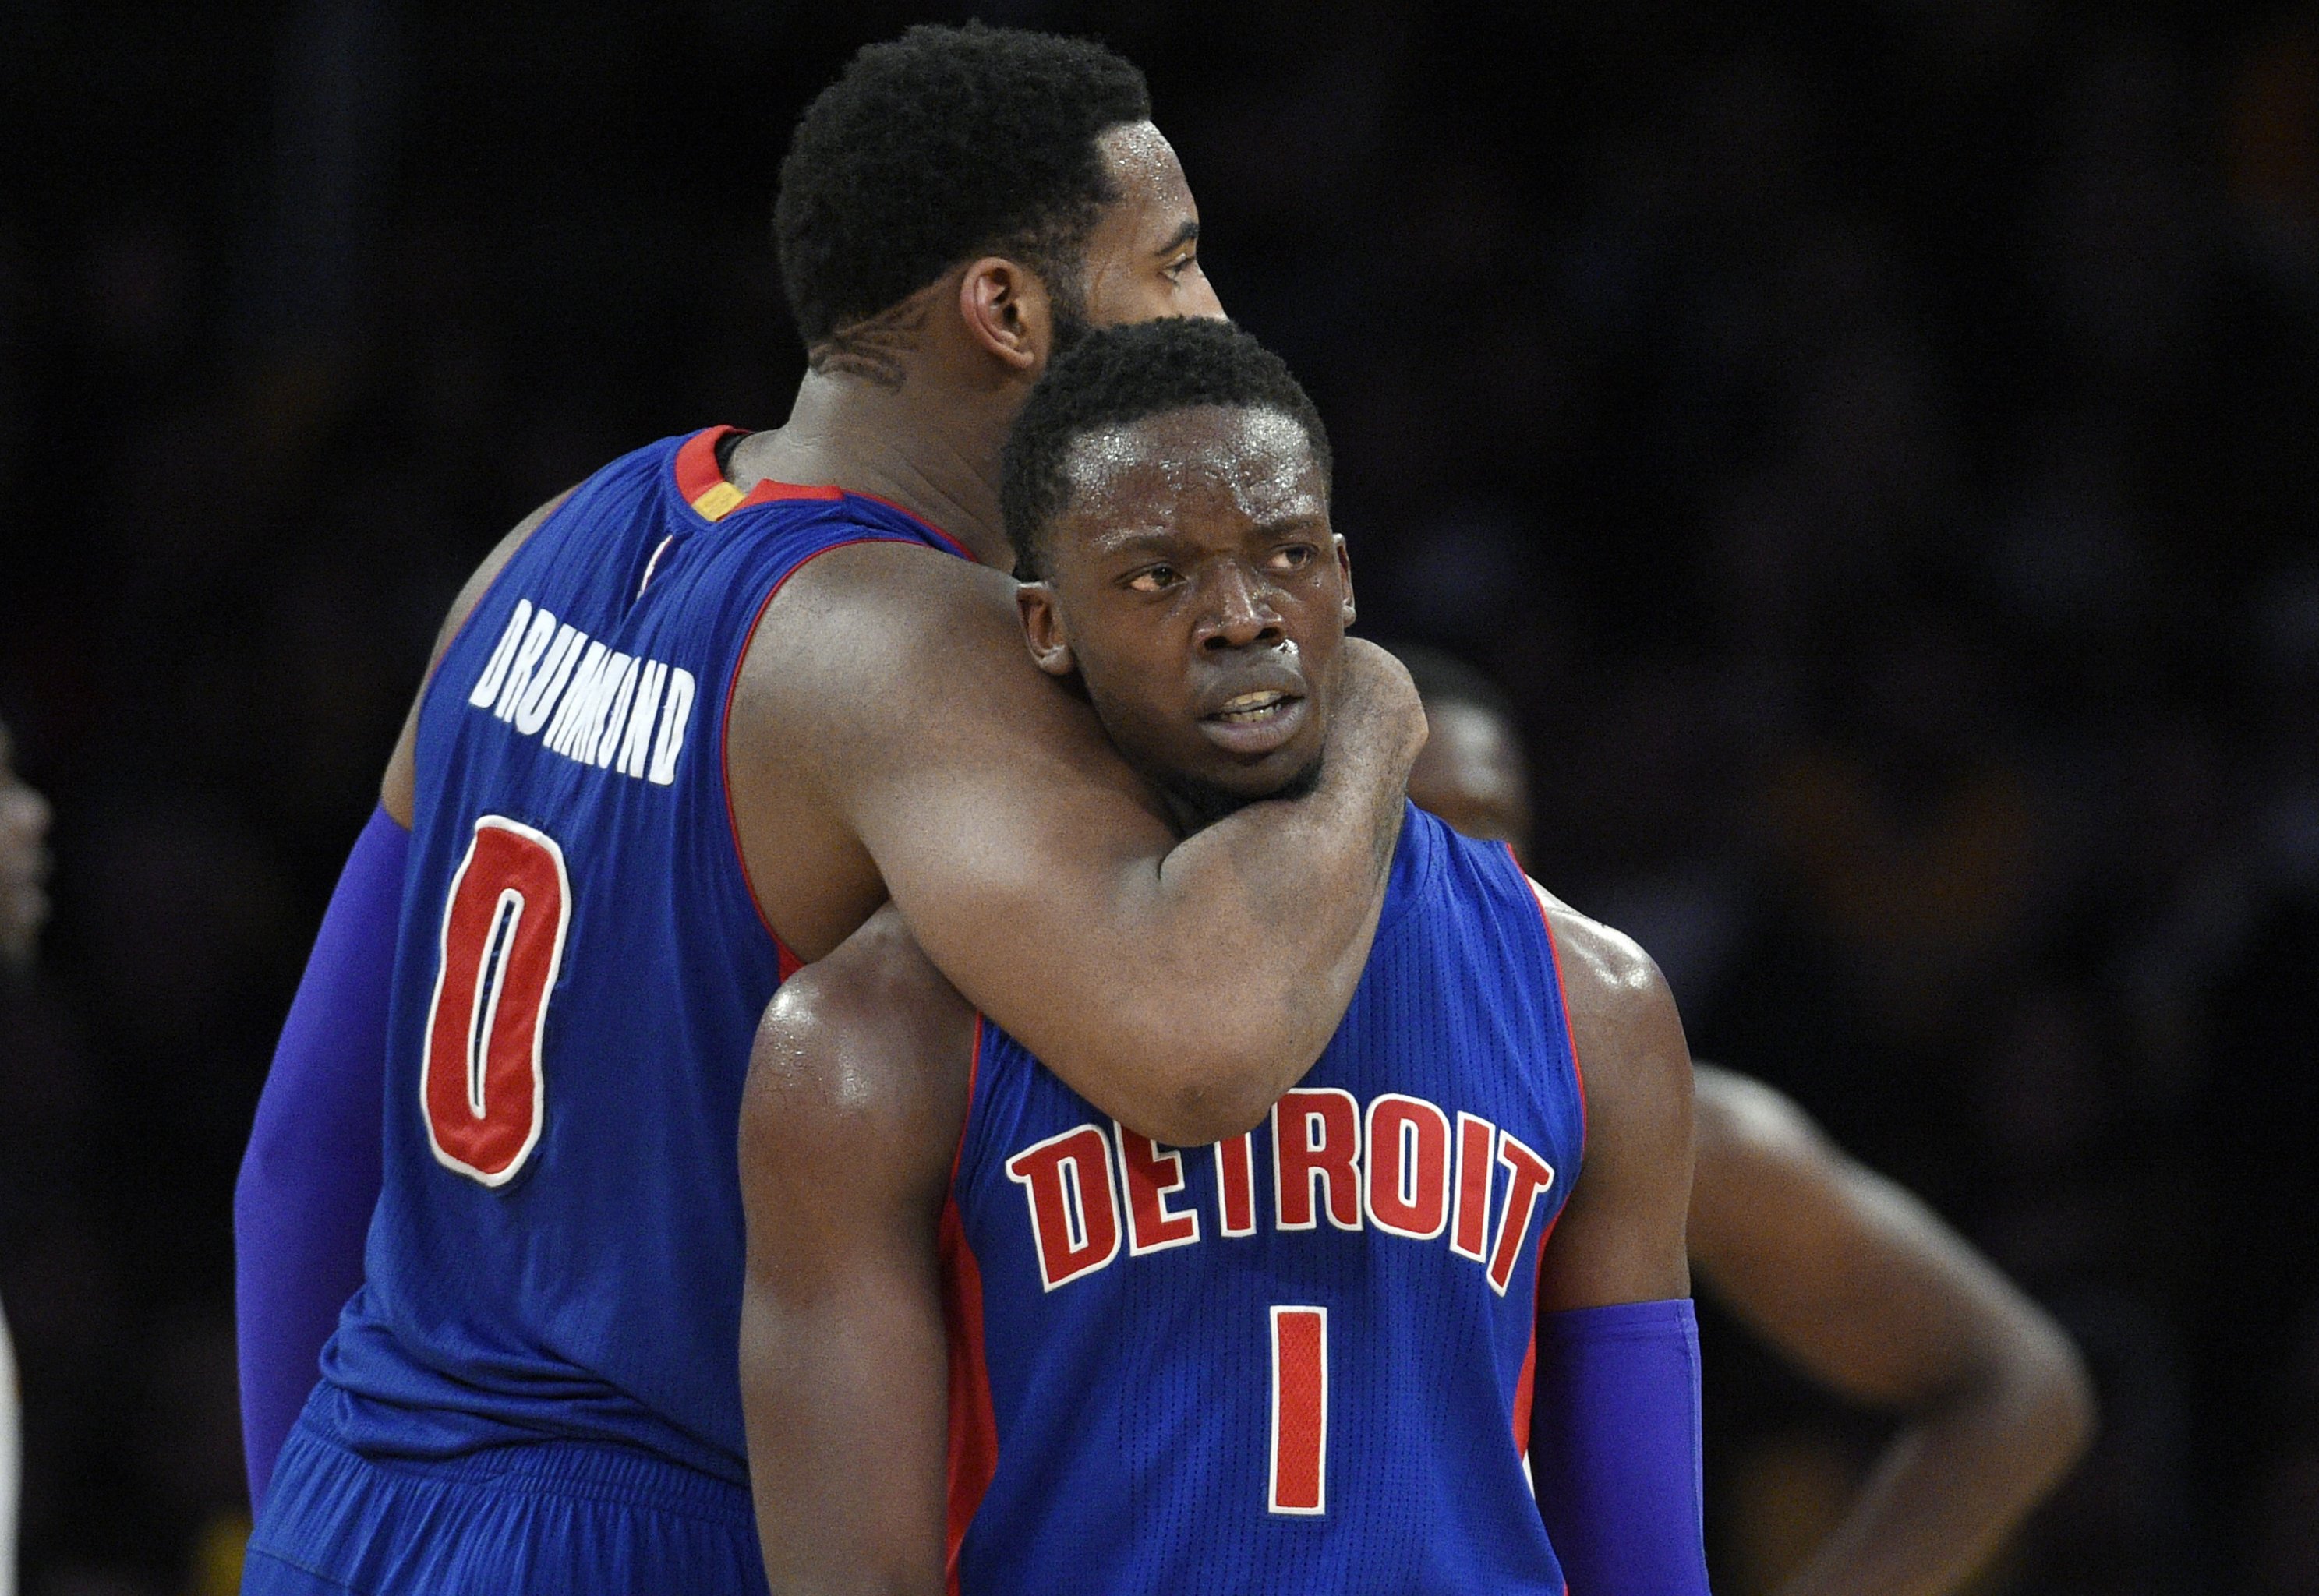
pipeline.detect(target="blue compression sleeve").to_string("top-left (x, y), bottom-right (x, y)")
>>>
top-left (234, 804), bottom-right (406, 1509)
top-left (1530, 1298), bottom-right (1711, 1595)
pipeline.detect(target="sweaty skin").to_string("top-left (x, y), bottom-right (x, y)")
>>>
top-left (738, 401), bottom-right (1695, 1591)
top-left (1404, 682), bottom-right (2095, 1596)
top-left (380, 122), bottom-right (1425, 1146)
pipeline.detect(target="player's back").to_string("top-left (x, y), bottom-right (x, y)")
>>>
top-left (312, 427), bottom-right (971, 1482)
top-left (946, 806), bottom-right (1585, 1593)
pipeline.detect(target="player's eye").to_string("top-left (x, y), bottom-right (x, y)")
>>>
top-left (1166, 250), bottom-right (1199, 281)
top-left (1267, 544), bottom-right (1317, 574)
top-left (1128, 564), bottom-right (1182, 593)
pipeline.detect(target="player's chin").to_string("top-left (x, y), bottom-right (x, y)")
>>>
top-left (1207, 740), bottom-right (1325, 804)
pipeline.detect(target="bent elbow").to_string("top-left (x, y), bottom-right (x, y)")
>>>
top-left (2027, 1329), bottom-right (2098, 1475)
top-left (1091, 1030), bottom-right (1298, 1148)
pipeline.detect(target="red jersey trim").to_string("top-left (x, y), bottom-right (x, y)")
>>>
top-left (675, 425), bottom-right (843, 523)
top-left (940, 1199), bottom-right (998, 1592)
top-left (1511, 852), bottom-right (1585, 1457)
top-left (1511, 1206), bottom-right (1566, 1449)
top-left (1517, 855), bottom-right (1589, 1159)
top-left (673, 429), bottom-right (979, 565)
top-left (940, 1015), bottom-right (992, 1591)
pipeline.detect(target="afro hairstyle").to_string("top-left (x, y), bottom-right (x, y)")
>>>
top-left (1001, 317), bottom-right (1332, 582)
top-left (775, 23), bottom-right (1151, 348)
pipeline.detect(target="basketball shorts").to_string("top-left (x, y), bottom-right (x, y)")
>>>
top-left (242, 1399), bottom-right (767, 1595)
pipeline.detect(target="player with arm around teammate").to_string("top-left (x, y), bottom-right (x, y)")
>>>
top-left (740, 319), bottom-right (1711, 1595)
top-left (1396, 645), bottom-right (2097, 1596)
top-left (237, 29), bottom-right (1424, 1596)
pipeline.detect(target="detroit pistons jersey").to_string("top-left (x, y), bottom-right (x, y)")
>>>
top-left (945, 804), bottom-right (1587, 1593)
top-left (313, 426), bottom-right (972, 1483)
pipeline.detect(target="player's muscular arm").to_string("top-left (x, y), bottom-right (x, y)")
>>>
top-left (1530, 889), bottom-right (1695, 1312)
top-left (1524, 887), bottom-right (1710, 1595)
top-left (1688, 1067), bottom-right (2095, 1596)
top-left (732, 542), bottom-right (1424, 1147)
top-left (737, 906), bottom-right (970, 1596)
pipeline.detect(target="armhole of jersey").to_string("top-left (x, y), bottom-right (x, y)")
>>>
top-left (951, 1013), bottom-right (985, 1189)
top-left (716, 532), bottom-right (921, 968)
top-left (1515, 852), bottom-right (1589, 1170)
top-left (413, 486), bottom-right (582, 723)
top-left (941, 1012), bottom-right (997, 1588)
top-left (1514, 854), bottom-right (1585, 1456)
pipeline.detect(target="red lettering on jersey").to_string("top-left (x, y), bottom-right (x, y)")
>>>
top-left (1451, 1112), bottom-right (1497, 1262)
top-left (1364, 1094), bottom-right (1451, 1239)
top-left (1115, 1124), bottom-right (1200, 1255)
top-left (1487, 1130), bottom-right (1557, 1294)
top-left (422, 817), bottom-right (571, 1185)
top-left (1216, 1132), bottom-right (1257, 1238)
top-left (1005, 1125), bottom-right (1122, 1291)
top-left (1273, 1088), bottom-right (1363, 1231)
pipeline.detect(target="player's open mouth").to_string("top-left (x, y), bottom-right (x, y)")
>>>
top-left (1209, 689), bottom-right (1297, 726)
top-left (1198, 687), bottom-right (1310, 759)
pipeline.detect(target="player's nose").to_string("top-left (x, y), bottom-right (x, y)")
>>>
top-left (1196, 563), bottom-right (1284, 651)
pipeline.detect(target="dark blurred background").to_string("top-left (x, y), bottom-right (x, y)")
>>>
top-left (2, 1), bottom-right (2316, 1591)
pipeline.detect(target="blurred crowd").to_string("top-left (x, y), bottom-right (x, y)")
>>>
top-left (1, 1), bottom-right (2315, 1592)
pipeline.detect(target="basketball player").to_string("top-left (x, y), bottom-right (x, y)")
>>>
top-left (740, 320), bottom-right (1711, 1594)
top-left (0, 715), bottom-right (53, 1596)
top-left (1395, 644), bottom-right (2096, 1596)
top-left (237, 28), bottom-right (1424, 1596)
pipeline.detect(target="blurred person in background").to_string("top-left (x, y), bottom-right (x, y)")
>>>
top-left (0, 715), bottom-right (55, 1596)
top-left (1395, 645), bottom-right (2095, 1596)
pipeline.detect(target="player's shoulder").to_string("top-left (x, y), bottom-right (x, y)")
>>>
top-left (1523, 879), bottom-right (1677, 1032)
top-left (762, 907), bottom-right (974, 1061)
top-left (744, 908), bottom-right (975, 1202)
top-left (1522, 877), bottom-right (1693, 1144)
top-left (732, 530), bottom-right (1125, 779)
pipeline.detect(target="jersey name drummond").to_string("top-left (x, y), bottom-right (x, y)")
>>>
top-left (465, 598), bottom-right (697, 785)
top-left (1005, 1087), bottom-right (1560, 1297)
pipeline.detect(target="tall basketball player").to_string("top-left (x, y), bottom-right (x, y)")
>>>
top-left (740, 321), bottom-right (1711, 1594)
top-left (236, 27), bottom-right (1423, 1596)
top-left (1395, 644), bottom-right (2095, 1596)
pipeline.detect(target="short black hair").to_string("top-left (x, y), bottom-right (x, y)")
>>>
top-left (776, 23), bottom-right (1151, 347)
top-left (1002, 319), bottom-right (1333, 581)
top-left (1391, 644), bottom-right (1518, 726)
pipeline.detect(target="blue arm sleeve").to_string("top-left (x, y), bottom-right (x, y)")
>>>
top-left (1530, 1298), bottom-right (1711, 1595)
top-left (234, 804), bottom-right (406, 1509)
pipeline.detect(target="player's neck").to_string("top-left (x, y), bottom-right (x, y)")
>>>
top-left (736, 370), bottom-right (1018, 570)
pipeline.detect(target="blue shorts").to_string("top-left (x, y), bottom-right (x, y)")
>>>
top-left (243, 1403), bottom-right (768, 1595)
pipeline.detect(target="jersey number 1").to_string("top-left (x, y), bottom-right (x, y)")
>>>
top-left (421, 816), bottom-right (571, 1186)
top-left (1269, 1305), bottom-right (1328, 1515)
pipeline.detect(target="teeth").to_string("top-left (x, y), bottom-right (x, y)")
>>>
top-left (1219, 690), bottom-right (1285, 713)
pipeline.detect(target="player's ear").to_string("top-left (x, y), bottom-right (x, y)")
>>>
top-left (1016, 582), bottom-right (1077, 677)
top-left (959, 257), bottom-right (1044, 374)
top-left (1333, 533), bottom-right (1356, 628)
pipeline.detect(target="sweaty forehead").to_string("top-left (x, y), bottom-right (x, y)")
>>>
top-left (1093, 122), bottom-right (1192, 240)
top-left (1058, 407), bottom-right (1322, 540)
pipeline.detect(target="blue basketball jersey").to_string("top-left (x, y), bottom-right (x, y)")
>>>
top-left (315, 426), bottom-right (973, 1484)
top-left (944, 805), bottom-right (1587, 1594)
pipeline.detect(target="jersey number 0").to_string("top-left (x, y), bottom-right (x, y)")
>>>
top-left (421, 816), bottom-right (571, 1186)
